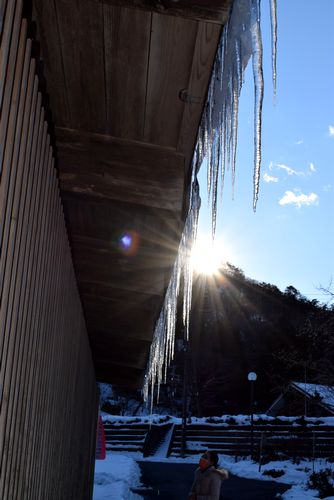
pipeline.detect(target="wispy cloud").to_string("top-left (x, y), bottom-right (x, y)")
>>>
top-left (276, 163), bottom-right (305, 176)
top-left (279, 190), bottom-right (319, 208)
top-left (323, 184), bottom-right (332, 192)
top-left (263, 172), bottom-right (278, 183)
top-left (309, 162), bottom-right (316, 173)
top-left (329, 125), bottom-right (334, 137)
top-left (295, 139), bottom-right (304, 145)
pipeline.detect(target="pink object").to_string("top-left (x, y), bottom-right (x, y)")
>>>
top-left (96, 416), bottom-right (106, 460)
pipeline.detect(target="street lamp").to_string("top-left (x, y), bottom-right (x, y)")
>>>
top-left (248, 372), bottom-right (257, 460)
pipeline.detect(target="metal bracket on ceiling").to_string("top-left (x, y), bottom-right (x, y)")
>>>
top-left (178, 88), bottom-right (201, 104)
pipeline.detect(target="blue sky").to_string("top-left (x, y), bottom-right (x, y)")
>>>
top-left (197, 0), bottom-right (334, 304)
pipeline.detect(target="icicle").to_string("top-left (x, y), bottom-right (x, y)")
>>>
top-left (143, 181), bottom-right (200, 402)
top-left (251, 0), bottom-right (264, 211)
top-left (143, 0), bottom-right (277, 405)
top-left (269, 0), bottom-right (277, 97)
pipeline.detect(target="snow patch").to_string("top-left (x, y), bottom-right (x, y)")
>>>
top-left (93, 454), bottom-right (143, 500)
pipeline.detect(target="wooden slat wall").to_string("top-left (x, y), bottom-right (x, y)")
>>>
top-left (0, 3), bottom-right (98, 499)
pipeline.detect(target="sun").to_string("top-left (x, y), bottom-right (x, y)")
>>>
top-left (191, 234), bottom-right (228, 275)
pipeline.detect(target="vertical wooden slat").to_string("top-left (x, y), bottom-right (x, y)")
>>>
top-left (12, 89), bottom-right (43, 500)
top-left (23, 137), bottom-right (55, 499)
top-left (0, 5), bottom-right (98, 498)
top-left (0, 1), bottom-right (22, 111)
top-left (0, 1), bottom-right (23, 152)
top-left (1, 59), bottom-right (36, 500)
top-left (0, 0), bottom-right (8, 37)
top-left (30, 150), bottom-right (57, 499)
top-left (0, 20), bottom-right (27, 287)
top-left (0, 34), bottom-right (31, 474)
top-left (7, 99), bottom-right (48, 500)
top-left (24, 131), bottom-right (52, 497)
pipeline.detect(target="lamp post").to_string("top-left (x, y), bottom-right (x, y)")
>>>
top-left (248, 371), bottom-right (257, 460)
top-left (181, 339), bottom-right (189, 457)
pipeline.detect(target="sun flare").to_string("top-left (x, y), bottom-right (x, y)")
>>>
top-left (191, 234), bottom-right (228, 275)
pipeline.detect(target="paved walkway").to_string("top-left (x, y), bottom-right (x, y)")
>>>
top-left (134, 462), bottom-right (289, 499)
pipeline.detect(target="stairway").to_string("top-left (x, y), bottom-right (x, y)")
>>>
top-left (169, 424), bottom-right (334, 458)
top-left (104, 422), bottom-right (149, 453)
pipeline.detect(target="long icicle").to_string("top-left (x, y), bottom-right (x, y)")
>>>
top-left (251, 0), bottom-right (264, 211)
top-left (143, 0), bottom-right (277, 406)
top-left (269, 0), bottom-right (277, 97)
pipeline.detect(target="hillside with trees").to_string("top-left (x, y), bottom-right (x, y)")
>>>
top-left (163, 264), bottom-right (334, 416)
top-left (101, 265), bottom-right (334, 417)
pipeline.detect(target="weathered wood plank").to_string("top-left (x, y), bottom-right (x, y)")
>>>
top-left (0, 6), bottom-right (98, 496)
top-left (1, 60), bottom-right (36, 500)
top-left (56, 126), bottom-right (184, 170)
top-left (12, 92), bottom-right (43, 500)
top-left (143, 14), bottom-right (198, 148)
top-left (18, 146), bottom-right (55, 500)
top-left (60, 167), bottom-right (184, 211)
top-left (26, 147), bottom-right (54, 498)
top-left (0, 14), bottom-right (26, 176)
top-left (96, 363), bottom-right (144, 388)
top-left (0, 1), bottom-right (22, 111)
top-left (32, 0), bottom-right (70, 126)
top-left (9, 133), bottom-right (49, 500)
top-left (56, 127), bottom-right (185, 211)
top-left (0, 0), bottom-right (7, 36)
top-left (87, 324), bottom-right (156, 342)
top-left (83, 294), bottom-right (161, 333)
top-left (177, 22), bottom-right (221, 171)
top-left (91, 337), bottom-right (150, 369)
top-left (0, 32), bottom-right (30, 415)
top-left (25, 146), bottom-right (53, 497)
top-left (80, 281), bottom-right (163, 308)
top-left (74, 256), bottom-right (167, 296)
top-left (103, 4), bottom-right (151, 140)
top-left (91, 0), bottom-right (232, 25)
top-left (62, 197), bottom-right (182, 247)
top-left (33, 168), bottom-right (61, 498)
top-left (10, 115), bottom-right (47, 498)
top-left (52, 0), bottom-right (106, 132)
top-left (0, 54), bottom-right (31, 428)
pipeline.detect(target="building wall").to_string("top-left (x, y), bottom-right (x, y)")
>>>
top-left (0, 2), bottom-right (98, 498)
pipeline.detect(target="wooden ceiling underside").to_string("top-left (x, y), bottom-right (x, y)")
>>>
top-left (32, 0), bottom-right (232, 387)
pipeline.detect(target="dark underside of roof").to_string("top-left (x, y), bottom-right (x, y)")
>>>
top-left (32, 0), bottom-right (233, 387)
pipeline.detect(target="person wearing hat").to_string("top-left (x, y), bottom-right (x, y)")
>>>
top-left (188, 450), bottom-right (229, 500)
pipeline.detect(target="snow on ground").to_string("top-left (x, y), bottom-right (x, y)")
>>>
top-left (94, 451), bottom-right (334, 499)
top-left (96, 414), bottom-right (334, 499)
top-left (93, 454), bottom-right (143, 500)
top-left (102, 413), bottom-right (334, 427)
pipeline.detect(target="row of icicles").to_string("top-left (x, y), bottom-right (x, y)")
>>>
top-left (143, 0), bottom-right (277, 407)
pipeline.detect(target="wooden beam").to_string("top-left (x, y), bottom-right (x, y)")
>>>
top-left (83, 296), bottom-right (161, 340)
top-left (32, 0), bottom-right (70, 125)
top-left (91, 335), bottom-right (150, 367)
top-left (143, 14), bottom-right (198, 148)
top-left (96, 365), bottom-right (144, 388)
top-left (75, 261), bottom-right (168, 297)
top-left (103, 5), bottom-right (151, 139)
top-left (56, 127), bottom-right (186, 211)
top-left (177, 21), bottom-right (221, 170)
top-left (90, 0), bottom-right (233, 25)
top-left (88, 325), bottom-right (155, 342)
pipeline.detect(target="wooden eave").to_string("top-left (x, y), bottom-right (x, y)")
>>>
top-left (32, 0), bottom-right (233, 387)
